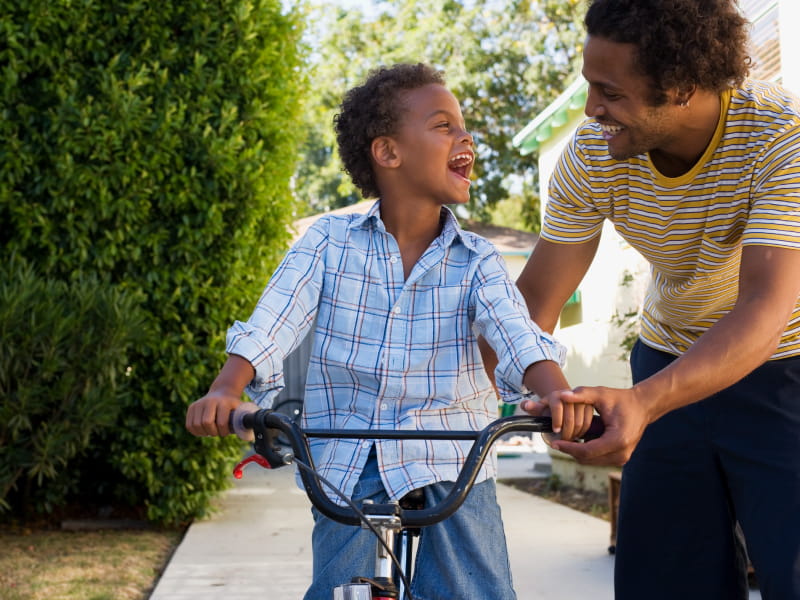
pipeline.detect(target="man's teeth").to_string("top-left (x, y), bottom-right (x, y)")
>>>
top-left (600, 123), bottom-right (623, 135)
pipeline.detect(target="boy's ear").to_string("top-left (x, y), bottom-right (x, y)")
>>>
top-left (371, 136), bottom-right (401, 168)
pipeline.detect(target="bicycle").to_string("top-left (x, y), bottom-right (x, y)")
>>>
top-left (230, 403), bottom-right (603, 600)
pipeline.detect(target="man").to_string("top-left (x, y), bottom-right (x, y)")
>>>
top-left (515, 0), bottom-right (800, 598)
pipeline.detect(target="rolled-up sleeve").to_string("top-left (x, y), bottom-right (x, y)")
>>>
top-left (226, 222), bottom-right (327, 404)
top-left (472, 251), bottom-right (566, 399)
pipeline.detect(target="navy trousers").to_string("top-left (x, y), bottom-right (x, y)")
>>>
top-left (615, 340), bottom-right (800, 600)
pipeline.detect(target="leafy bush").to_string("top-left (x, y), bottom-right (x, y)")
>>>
top-left (0, 260), bottom-right (146, 516)
top-left (0, 0), bottom-right (306, 524)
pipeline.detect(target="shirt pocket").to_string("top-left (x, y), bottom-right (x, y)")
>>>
top-left (694, 233), bottom-right (742, 278)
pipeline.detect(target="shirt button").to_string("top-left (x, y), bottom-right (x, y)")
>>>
top-left (393, 306), bottom-right (401, 314)
top-left (380, 403), bottom-right (388, 410)
top-left (361, 441), bottom-right (370, 449)
top-left (390, 256), bottom-right (398, 263)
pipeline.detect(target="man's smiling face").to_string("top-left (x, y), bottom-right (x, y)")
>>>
top-left (582, 35), bottom-right (682, 161)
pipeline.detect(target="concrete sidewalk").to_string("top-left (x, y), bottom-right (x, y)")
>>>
top-left (150, 447), bottom-right (761, 599)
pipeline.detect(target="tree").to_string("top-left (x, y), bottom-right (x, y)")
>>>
top-left (295, 0), bottom-right (585, 228)
top-left (0, 0), bottom-right (307, 524)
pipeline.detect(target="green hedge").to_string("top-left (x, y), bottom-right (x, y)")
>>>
top-left (0, 260), bottom-right (147, 516)
top-left (0, 0), bottom-right (306, 524)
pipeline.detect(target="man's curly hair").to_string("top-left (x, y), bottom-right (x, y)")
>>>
top-left (585, 0), bottom-right (751, 105)
top-left (334, 63), bottom-right (445, 199)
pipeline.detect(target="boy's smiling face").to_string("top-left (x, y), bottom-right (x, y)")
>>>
top-left (388, 83), bottom-right (475, 206)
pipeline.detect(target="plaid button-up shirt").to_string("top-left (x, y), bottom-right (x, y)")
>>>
top-left (227, 201), bottom-right (565, 503)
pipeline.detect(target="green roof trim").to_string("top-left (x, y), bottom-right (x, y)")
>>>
top-left (512, 78), bottom-right (588, 155)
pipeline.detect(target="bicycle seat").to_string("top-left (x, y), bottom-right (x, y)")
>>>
top-left (399, 488), bottom-right (425, 511)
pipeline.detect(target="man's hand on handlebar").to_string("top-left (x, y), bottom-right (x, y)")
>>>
top-left (542, 386), bottom-right (650, 466)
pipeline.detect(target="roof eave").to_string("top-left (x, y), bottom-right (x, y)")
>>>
top-left (512, 78), bottom-right (588, 155)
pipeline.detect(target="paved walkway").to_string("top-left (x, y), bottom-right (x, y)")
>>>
top-left (150, 446), bottom-right (762, 599)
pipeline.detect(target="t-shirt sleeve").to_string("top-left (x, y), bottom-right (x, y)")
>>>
top-left (744, 125), bottom-right (800, 249)
top-left (541, 132), bottom-right (606, 244)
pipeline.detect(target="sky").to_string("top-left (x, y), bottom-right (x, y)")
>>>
top-left (310, 0), bottom-right (382, 19)
top-left (331, 0), bottom-right (374, 8)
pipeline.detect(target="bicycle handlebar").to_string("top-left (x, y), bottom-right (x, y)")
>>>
top-left (232, 408), bottom-right (603, 528)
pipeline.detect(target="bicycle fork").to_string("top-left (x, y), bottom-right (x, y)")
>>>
top-left (333, 500), bottom-right (404, 600)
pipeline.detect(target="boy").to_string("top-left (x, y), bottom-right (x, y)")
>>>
top-left (186, 63), bottom-right (591, 599)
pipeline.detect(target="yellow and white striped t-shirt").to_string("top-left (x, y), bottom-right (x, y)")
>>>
top-left (543, 81), bottom-right (800, 358)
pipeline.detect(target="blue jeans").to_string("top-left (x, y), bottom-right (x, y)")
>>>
top-left (615, 340), bottom-right (800, 599)
top-left (303, 448), bottom-right (516, 600)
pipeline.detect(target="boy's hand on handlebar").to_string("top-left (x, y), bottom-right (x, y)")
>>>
top-left (186, 392), bottom-right (243, 438)
top-left (519, 359), bottom-right (593, 442)
top-left (187, 354), bottom-right (255, 438)
top-left (522, 390), bottom-right (595, 442)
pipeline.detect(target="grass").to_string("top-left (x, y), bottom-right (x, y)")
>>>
top-left (0, 526), bottom-right (184, 600)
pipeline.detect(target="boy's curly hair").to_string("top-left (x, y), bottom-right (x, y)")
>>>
top-left (334, 63), bottom-right (445, 199)
top-left (585, 0), bottom-right (751, 105)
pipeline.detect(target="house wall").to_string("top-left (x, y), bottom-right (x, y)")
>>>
top-left (779, 0), bottom-right (800, 94)
top-left (502, 253), bottom-right (530, 281)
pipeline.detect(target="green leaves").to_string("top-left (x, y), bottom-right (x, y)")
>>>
top-left (297, 0), bottom-right (585, 227)
top-left (1, 0), bottom-right (307, 525)
top-left (0, 260), bottom-right (147, 514)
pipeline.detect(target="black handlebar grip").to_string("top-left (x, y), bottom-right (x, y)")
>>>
top-left (584, 415), bottom-right (605, 441)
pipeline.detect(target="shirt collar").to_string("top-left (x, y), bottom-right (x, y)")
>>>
top-left (353, 200), bottom-right (382, 229)
top-left (354, 200), bottom-right (475, 252)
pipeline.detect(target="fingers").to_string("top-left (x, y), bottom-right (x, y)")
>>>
top-left (216, 400), bottom-right (233, 437)
top-left (580, 403), bottom-right (595, 438)
top-left (521, 398), bottom-right (548, 416)
top-left (548, 395), bottom-right (565, 434)
top-left (185, 395), bottom-right (238, 437)
top-left (185, 400), bottom-right (204, 435)
top-left (185, 399), bottom-right (218, 437)
top-left (551, 437), bottom-right (630, 467)
top-left (558, 399), bottom-right (593, 441)
top-left (550, 395), bottom-right (640, 466)
top-left (538, 389), bottom-right (593, 441)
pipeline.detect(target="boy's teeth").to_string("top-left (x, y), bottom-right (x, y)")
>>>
top-left (449, 153), bottom-right (473, 167)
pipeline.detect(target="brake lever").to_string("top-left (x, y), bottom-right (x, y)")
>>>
top-left (252, 422), bottom-right (294, 469)
top-left (230, 404), bottom-right (295, 474)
